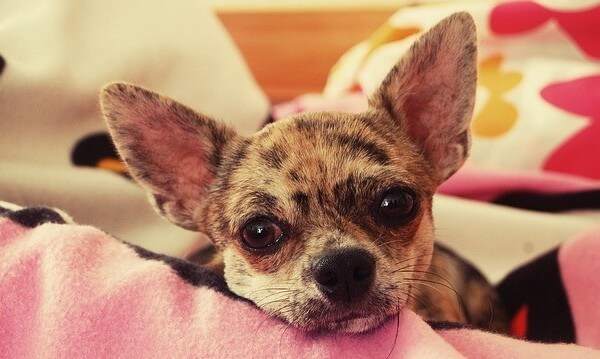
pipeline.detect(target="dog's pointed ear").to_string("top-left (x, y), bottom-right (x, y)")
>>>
top-left (101, 83), bottom-right (238, 231)
top-left (370, 12), bottom-right (477, 182)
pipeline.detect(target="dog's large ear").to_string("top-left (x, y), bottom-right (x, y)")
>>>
top-left (370, 12), bottom-right (477, 182)
top-left (101, 83), bottom-right (238, 231)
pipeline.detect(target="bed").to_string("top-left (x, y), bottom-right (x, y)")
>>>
top-left (1, 0), bottom-right (600, 357)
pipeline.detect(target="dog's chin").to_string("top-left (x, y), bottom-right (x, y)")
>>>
top-left (328, 314), bottom-right (390, 333)
top-left (265, 291), bottom-right (407, 334)
top-left (296, 313), bottom-right (391, 334)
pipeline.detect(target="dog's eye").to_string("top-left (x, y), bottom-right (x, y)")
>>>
top-left (241, 218), bottom-right (284, 250)
top-left (377, 188), bottom-right (418, 225)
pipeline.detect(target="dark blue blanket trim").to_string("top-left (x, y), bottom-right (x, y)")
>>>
top-left (125, 242), bottom-right (248, 302)
top-left (497, 248), bottom-right (574, 344)
top-left (0, 205), bottom-right (67, 227)
top-left (427, 320), bottom-right (472, 331)
top-left (0, 203), bottom-right (246, 301)
top-left (493, 189), bottom-right (600, 213)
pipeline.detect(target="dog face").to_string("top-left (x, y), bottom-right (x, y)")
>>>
top-left (101, 13), bottom-right (476, 333)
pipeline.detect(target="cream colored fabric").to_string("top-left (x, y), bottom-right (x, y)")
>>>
top-left (324, 1), bottom-right (600, 175)
top-left (0, 0), bottom-right (268, 255)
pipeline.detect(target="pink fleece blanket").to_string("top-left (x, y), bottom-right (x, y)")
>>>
top-left (1, 203), bottom-right (599, 358)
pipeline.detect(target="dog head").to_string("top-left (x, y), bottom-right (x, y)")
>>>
top-left (101, 12), bottom-right (476, 333)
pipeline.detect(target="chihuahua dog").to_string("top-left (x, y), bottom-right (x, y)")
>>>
top-left (101, 12), bottom-right (506, 334)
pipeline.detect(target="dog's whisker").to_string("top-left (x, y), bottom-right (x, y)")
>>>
top-left (277, 320), bottom-right (294, 357)
top-left (404, 277), bottom-right (469, 317)
top-left (385, 299), bottom-right (402, 359)
top-left (391, 268), bottom-right (455, 287)
top-left (390, 253), bottom-right (433, 264)
top-left (404, 277), bottom-right (459, 297)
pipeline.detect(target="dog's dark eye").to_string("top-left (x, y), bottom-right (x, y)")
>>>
top-left (241, 218), bottom-right (283, 250)
top-left (377, 188), bottom-right (418, 225)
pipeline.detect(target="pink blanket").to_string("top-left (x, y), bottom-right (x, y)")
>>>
top-left (1, 203), bottom-right (599, 358)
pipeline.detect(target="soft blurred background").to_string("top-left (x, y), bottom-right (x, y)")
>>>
top-left (213, 0), bottom-right (408, 102)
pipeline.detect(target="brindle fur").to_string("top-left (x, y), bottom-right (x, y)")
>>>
top-left (102, 13), bottom-right (508, 333)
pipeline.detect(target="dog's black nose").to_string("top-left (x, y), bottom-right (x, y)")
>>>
top-left (313, 248), bottom-right (375, 303)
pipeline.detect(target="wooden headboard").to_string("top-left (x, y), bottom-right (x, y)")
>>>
top-left (218, 10), bottom-right (395, 102)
